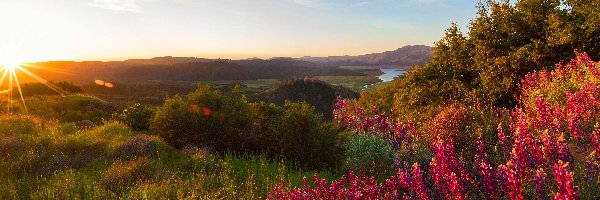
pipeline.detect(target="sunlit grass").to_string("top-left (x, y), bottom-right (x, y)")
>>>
top-left (0, 114), bottom-right (337, 199)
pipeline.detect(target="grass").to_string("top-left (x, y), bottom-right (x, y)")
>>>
top-left (314, 76), bottom-right (381, 92)
top-left (0, 114), bottom-right (336, 199)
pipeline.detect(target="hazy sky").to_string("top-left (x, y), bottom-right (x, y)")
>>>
top-left (0, 0), bottom-right (478, 61)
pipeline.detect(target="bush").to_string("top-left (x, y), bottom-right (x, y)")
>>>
top-left (150, 95), bottom-right (197, 148)
top-left (344, 133), bottom-right (394, 178)
top-left (274, 101), bottom-right (343, 169)
top-left (150, 84), bottom-right (343, 170)
top-left (113, 103), bottom-right (156, 131)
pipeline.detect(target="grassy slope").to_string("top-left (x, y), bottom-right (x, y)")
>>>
top-left (0, 115), bottom-right (335, 199)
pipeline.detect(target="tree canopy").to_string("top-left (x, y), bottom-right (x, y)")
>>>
top-left (357, 0), bottom-right (600, 124)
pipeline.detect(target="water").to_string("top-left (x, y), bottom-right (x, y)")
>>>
top-left (378, 68), bottom-right (405, 82)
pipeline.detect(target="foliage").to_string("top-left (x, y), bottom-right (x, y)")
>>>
top-left (112, 103), bottom-right (156, 131)
top-left (301, 53), bottom-right (599, 199)
top-left (258, 78), bottom-right (359, 120)
top-left (356, 0), bottom-right (600, 126)
top-left (343, 133), bottom-right (394, 178)
top-left (150, 84), bottom-right (343, 170)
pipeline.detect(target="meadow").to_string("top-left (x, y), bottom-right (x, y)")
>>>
top-left (0, 116), bottom-right (339, 199)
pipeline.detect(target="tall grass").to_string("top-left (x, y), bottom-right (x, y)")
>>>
top-left (0, 115), bottom-right (335, 199)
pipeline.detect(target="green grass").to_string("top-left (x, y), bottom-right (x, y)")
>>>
top-left (0, 114), bottom-right (336, 199)
top-left (314, 76), bottom-right (381, 92)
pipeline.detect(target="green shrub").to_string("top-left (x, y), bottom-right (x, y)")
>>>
top-left (150, 85), bottom-right (343, 170)
top-left (150, 95), bottom-right (198, 148)
top-left (113, 103), bottom-right (156, 131)
top-left (344, 133), bottom-right (394, 178)
top-left (274, 101), bottom-right (343, 170)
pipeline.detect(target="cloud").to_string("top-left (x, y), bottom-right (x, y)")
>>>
top-left (293, 0), bottom-right (321, 8)
top-left (88, 0), bottom-right (143, 12)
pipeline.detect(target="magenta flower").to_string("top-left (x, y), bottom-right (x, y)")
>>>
top-left (553, 161), bottom-right (578, 200)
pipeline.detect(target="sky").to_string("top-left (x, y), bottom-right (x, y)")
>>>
top-left (0, 0), bottom-right (479, 61)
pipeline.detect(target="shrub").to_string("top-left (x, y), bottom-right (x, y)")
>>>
top-left (150, 85), bottom-right (343, 170)
top-left (428, 104), bottom-right (468, 141)
top-left (344, 133), bottom-right (394, 178)
top-left (113, 103), bottom-right (156, 131)
top-left (150, 95), bottom-right (197, 148)
top-left (274, 101), bottom-right (343, 170)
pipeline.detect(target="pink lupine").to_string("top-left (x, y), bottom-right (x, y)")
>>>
top-left (499, 162), bottom-right (525, 200)
top-left (407, 163), bottom-right (429, 200)
top-left (534, 168), bottom-right (547, 200)
top-left (553, 161), bottom-right (578, 200)
top-left (479, 159), bottom-right (497, 198)
top-left (535, 95), bottom-right (553, 130)
top-left (497, 123), bottom-right (510, 157)
top-left (477, 140), bottom-right (497, 197)
top-left (448, 172), bottom-right (465, 200)
top-left (429, 138), bottom-right (465, 199)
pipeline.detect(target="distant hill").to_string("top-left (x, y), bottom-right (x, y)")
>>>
top-left (16, 46), bottom-right (431, 85)
top-left (23, 60), bottom-right (361, 84)
top-left (257, 78), bottom-right (359, 120)
top-left (298, 45), bottom-right (433, 66)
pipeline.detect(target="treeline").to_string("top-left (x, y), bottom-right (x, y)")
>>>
top-left (24, 59), bottom-right (362, 84)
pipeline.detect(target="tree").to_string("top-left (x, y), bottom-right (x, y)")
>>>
top-left (358, 0), bottom-right (600, 124)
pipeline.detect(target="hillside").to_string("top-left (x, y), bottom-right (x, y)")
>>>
top-left (298, 45), bottom-right (433, 66)
top-left (22, 60), bottom-right (361, 84)
top-left (257, 78), bottom-right (359, 120)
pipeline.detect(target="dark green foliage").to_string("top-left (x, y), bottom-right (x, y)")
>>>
top-left (274, 102), bottom-right (342, 169)
top-left (113, 103), bottom-right (156, 131)
top-left (17, 81), bottom-right (82, 96)
top-left (259, 78), bottom-right (359, 120)
top-left (149, 95), bottom-right (196, 148)
top-left (358, 0), bottom-right (600, 125)
top-left (344, 133), bottom-right (394, 178)
top-left (150, 84), bottom-right (342, 170)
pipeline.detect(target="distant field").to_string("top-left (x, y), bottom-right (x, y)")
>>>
top-left (314, 76), bottom-right (381, 92)
top-left (198, 79), bottom-right (279, 89)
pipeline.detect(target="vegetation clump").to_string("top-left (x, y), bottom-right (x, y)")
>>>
top-left (150, 84), bottom-right (343, 170)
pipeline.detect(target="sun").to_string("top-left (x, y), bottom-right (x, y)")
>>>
top-left (0, 54), bottom-right (24, 71)
top-left (0, 60), bottom-right (22, 72)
